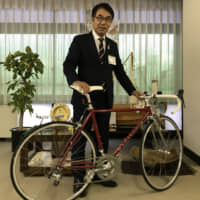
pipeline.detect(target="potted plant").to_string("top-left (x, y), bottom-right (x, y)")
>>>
top-left (0, 46), bottom-right (44, 151)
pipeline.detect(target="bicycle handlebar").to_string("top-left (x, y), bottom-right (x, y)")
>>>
top-left (159, 95), bottom-right (181, 114)
top-left (143, 94), bottom-right (181, 114)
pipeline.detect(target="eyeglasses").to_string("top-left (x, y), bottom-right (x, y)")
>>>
top-left (95, 15), bottom-right (113, 23)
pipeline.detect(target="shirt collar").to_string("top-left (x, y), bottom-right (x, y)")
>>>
top-left (92, 30), bottom-right (106, 40)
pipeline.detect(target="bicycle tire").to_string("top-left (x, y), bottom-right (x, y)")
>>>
top-left (10, 121), bottom-right (96, 200)
top-left (140, 115), bottom-right (183, 191)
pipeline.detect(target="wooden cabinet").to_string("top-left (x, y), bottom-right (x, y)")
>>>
top-left (20, 135), bottom-right (72, 176)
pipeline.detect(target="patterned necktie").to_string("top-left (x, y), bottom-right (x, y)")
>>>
top-left (98, 38), bottom-right (105, 64)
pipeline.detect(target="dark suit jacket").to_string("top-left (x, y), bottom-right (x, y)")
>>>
top-left (63, 32), bottom-right (136, 109)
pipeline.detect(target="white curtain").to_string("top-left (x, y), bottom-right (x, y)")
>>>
top-left (0, 0), bottom-right (182, 104)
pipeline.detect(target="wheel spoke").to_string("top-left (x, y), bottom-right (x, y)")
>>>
top-left (140, 116), bottom-right (183, 191)
top-left (10, 122), bottom-right (96, 200)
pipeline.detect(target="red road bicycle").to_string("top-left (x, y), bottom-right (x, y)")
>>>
top-left (10, 85), bottom-right (183, 200)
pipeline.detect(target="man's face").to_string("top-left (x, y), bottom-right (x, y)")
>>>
top-left (92, 8), bottom-right (113, 37)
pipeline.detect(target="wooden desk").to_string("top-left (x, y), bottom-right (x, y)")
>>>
top-left (113, 104), bottom-right (147, 126)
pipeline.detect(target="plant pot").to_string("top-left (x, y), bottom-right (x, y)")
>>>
top-left (10, 127), bottom-right (30, 152)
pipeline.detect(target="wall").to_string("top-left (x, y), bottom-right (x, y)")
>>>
top-left (183, 0), bottom-right (200, 156)
top-left (0, 105), bottom-right (17, 138)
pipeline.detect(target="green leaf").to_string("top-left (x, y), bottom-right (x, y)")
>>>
top-left (3, 46), bottom-right (44, 128)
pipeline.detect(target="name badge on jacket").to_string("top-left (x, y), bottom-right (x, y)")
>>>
top-left (108, 55), bottom-right (116, 65)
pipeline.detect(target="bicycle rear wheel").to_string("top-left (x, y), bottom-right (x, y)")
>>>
top-left (10, 122), bottom-right (96, 200)
top-left (140, 115), bottom-right (183, 191)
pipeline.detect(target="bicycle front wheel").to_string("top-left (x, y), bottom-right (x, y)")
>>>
top-left (10, 122), bottom-right (96, 200)
top-left (140, 115), bottom-right (183, 191)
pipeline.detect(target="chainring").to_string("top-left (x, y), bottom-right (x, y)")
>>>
top-left (95, 154), bottom-right (120, 181)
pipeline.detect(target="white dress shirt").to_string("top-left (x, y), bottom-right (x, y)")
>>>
top-left (92, 30), bottom-right (106, 53)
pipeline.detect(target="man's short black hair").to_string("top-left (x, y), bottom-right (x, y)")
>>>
top-left (92, 3), bottom-right (114, 19)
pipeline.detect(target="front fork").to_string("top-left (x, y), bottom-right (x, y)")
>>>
top-left (151, 115), bottom-right (168, 150)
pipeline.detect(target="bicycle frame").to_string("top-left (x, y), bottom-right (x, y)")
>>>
top-left (56, 106), bottom-right (152, 170)
top-left (10, 83), bottom-right (182, 200)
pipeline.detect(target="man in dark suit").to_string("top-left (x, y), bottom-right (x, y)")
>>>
top-left (63, 2), bottom-right (143, 198)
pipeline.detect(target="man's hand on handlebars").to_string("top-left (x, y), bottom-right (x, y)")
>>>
top-left (72, 81), bottom-right (90, 94)
top-left (132, 90), bottom-right (144, 98)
